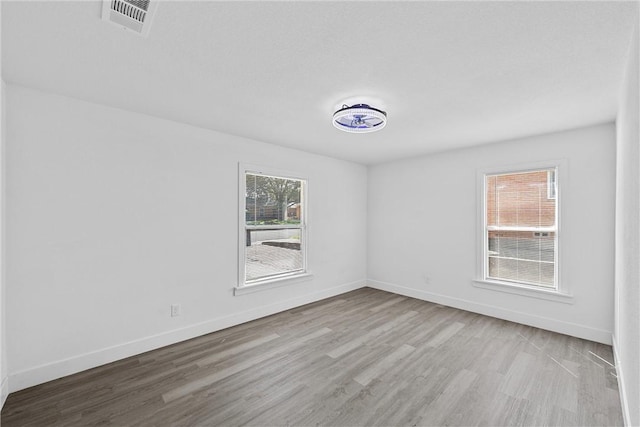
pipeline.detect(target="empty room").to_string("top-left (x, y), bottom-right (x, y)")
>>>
top-left (0, 0), bottom-right (639, 426)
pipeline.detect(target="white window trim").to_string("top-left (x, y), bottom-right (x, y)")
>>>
top-left (474, 159), bottom-right (572, 302)
top-left (234, 272), bottom-right (314, 296)
top-left (236, 163), bottom-right (311, 295)
top-left (473, 279), bottom-right (573, 304)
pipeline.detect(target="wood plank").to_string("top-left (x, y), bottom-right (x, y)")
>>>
top-left (421, 368), bottom-right (479, 424)
top-left (425, 321), bottom-right (466, 347)
top-left (326, 310), bottom-right (418, 359)
top-left (353, 343), bottom-right (415, 386)
top-left (195, 332), bottom-right (280, 367)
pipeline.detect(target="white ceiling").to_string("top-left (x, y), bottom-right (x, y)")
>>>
top-left (2, 1), bottom-right (638, 164)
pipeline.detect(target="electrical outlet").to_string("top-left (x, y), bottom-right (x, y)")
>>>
top-left (171, 304), bottom-right (181, 317)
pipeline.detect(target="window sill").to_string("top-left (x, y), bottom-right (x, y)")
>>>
top-left (473, 279), bottom-right (574, 304)
top-left (234, 273), bottom-right (314, 296)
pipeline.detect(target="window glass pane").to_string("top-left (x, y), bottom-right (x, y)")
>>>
top-left (245, 229), bottom-right (303, 282)
top-left (246, 174), bottom-right (302, 225)
top-left (487, 170), bottom-right (555, 228)
top-left (488, 230), bottom-right (555, 287)
top-left (244, 172), bottom-right (305, 284)
top-left (486, 169), bottom-right (557, 288)
top-left (547, 170), bottom-right (556, 199)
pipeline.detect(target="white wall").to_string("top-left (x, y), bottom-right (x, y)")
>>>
top-left (368, 124), bottom-right (616, 344)
top-left (0, 80), bottom-right (6, 409)
top-left (5, 84), bottom-right (368, 392)
top-left (0, 0), bottom-right (8, 408)
top-left (615, 12), bottom-right (640, 427)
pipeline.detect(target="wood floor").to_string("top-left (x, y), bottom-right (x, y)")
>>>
top-left (1, 288), bottom-right (623, 426)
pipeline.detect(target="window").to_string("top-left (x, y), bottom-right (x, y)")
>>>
top-left (483, 167), bottom-right (558, 290)
top-left (238, 165), bottom-right (307, 290)
top-left (547, 170), bottom-right (556, 199)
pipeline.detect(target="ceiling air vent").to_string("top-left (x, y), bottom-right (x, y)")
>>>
top-left (102, 0), bottom-right (157, 37)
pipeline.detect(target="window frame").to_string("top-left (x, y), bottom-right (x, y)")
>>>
top-left (235, 163), bottom-right (311, 295)
top-left (474, 160), bottom-right (573, 303)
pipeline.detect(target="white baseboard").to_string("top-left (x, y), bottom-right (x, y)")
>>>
top-left (9, 279), bottom-right (366, 393)
top-left (612, 336), bottom-right (631, 427)
top-left (1, 376), bottom-right (8, 409)
top-left (367, 280), bottom-right (612, 345)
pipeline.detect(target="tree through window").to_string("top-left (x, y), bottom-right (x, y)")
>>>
top-left (241, 170), bottom-right (306, 285)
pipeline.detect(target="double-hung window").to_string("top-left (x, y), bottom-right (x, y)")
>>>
top-left (237, 164), bottom-right (308, 291)
top-left (482, 167), bottom-right (559, 290)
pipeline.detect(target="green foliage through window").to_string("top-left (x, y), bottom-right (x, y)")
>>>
top-left (245, 174), bottom-right (302, 224)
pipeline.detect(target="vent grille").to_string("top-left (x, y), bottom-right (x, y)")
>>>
top-left (111, 0), bottom-right (148, 24)
top-left (102, 0), bottom-right (157, 37)
top-left (124, 0), bottom-right (150, 12)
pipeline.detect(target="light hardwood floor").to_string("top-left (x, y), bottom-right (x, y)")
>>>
top-left (1, 288), bottom-right (623, 426)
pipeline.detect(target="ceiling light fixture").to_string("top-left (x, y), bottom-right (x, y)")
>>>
top-left (332, 103), bottom-right (387, 133)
